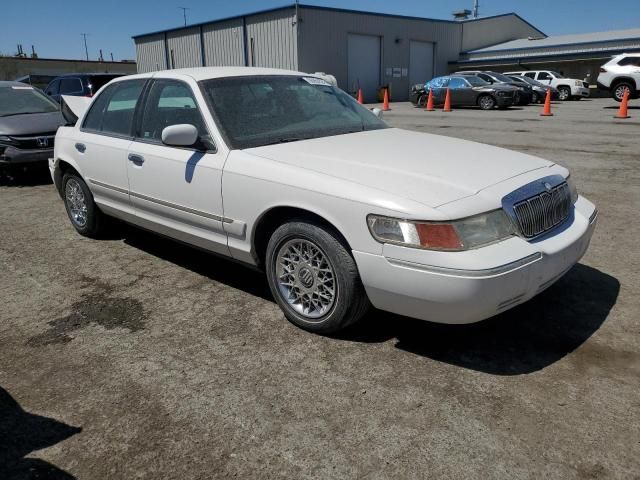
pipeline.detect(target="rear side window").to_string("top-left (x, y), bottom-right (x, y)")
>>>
top-left (523, 72), bottom-right (536, 79)
top-left (618, 56), bottom-right (640, 67)
top-left (60, 78), bottom-right (83, 94)
top-left (82, 79), bottom-right (145, 137)
top-left (138, 80), bottom-right (206, 143)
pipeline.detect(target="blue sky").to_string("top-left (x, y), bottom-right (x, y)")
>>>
top-left (1, 0), bottom-right (639, 61)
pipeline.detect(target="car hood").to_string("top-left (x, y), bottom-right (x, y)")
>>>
top-left (0, 111), bottom-right (65, 135)
top-left (244, 128), bottom-right (553, 208)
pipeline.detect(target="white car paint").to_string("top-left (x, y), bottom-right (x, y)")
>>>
top-left (506, 70), bottom-right (590, 99)
top-left (51, 67), bottom-right (597, 325)
top-left (597, 53), bottom-right (640, 100)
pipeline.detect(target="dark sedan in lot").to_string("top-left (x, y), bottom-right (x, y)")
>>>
top-left (44, 73), bottom-right (124, 103)
top-left (456, 71), bottom-right (534, 105)
top-left (410, 75), bottom-right (518, 110)
top-left (508, 75), bottom-right (560, 103)
top-left (0, 82), bottom-right (65, 176)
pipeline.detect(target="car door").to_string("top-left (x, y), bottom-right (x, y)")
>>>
top-left (75, 79), bottom-right (147, 218)
top-left (126, 78), bottom-right (229, 255)
top-left (448, 77), bottom-right (473, 105)
top-left (428, 77), bottom-right (448, 103)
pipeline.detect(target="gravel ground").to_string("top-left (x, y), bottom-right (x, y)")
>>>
top-left (1, 98), bottom-right (638, 479)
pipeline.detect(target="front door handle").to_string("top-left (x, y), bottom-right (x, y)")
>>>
top-left (75, 143), bottom-right (86, 153)
top-left (128, 153), bottom-right (145, 165)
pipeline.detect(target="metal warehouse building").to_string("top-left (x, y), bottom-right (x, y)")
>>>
top-left (454, 28), bottom-right (640, 88)
top-left (133, 4), bottom-right (543, 101)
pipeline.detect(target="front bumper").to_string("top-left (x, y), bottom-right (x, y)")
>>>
top-left (0, 146), bottom-right (54, 165)
top-left (495, 96), bottom-right (514, 107)
top-left (354, 196), bottom-right (597, 324)
top-left (572, 86), bottom-right (590, 97)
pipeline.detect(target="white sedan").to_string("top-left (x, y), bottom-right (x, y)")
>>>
top-left (50, 67), bottom-right (597, 334)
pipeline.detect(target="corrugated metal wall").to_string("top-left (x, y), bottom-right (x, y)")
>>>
top-left (461, 15), bottom-right (543, 53)
top-left (166, 27), bottom-right (202, 69)
top-left (135, 33), bottom-right (167, 73)
top-left (245, 9), bottom-right (297, 69)
top-left (203, 19), bottom-right (245, 66)
top-left (296, 7), bottom-right (461, 100)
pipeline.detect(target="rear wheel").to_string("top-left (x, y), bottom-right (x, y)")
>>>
top-left (265, 221), bottom-right (370, 334)
top-left (531, 92), bottom-right (540, 104)
top-left (612, 82), bottom-right (633, 102)
top-left (558, 86), bottom-right (571, 101)
top-left (62, 172), bottom-right (104, 238)
top-left (416, 94), bottom-right (427, 108)
top-left (478, 95), bottom-right (496, 110)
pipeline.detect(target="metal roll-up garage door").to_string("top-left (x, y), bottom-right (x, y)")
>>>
top-left (409, 40), bottom-right (435, 87)
top-left (347, 34), bottom-right (381, 103)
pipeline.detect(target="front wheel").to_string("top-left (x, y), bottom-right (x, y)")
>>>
top-left (531, 92), bottom-right (540, 104)
top-left (478, 94), bottom-right (496, 110)
top-left (62, 172), bottom-right (104, 238)
top-left (558, 86), bottom-right (571, 101)
top-left (265, 221), bottom-right (370, 334)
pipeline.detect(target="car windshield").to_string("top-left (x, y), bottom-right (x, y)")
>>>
top-left (488, 72), bottom-right (515, 83)
top-left (465, 76), bottom-right (490, 87)
top-left (0, 85), bottom-right (59, 116)
top-left (550, 71), bottom-right (564, 78)
top-left (200, 75), bottom-right (387, 149)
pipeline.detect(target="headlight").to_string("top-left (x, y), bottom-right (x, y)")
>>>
top-left (0, 135), bottom-right (15, 145)
top-left (566, 174), bottom-right (578, 203)
top-left (367, 210), bottom-right (516, 251)
top-left (575, 80), bottom-right (582, 86)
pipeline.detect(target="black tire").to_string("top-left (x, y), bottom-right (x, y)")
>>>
top-left (62, 172), bottom-right (104, 238)
top-left (612, 81), bottom-right (633, 102)
top-left (265, 220), bottom-right (370, 334)
top-left (558, 86), bottom-right (571, 101)
top-left (532, 92), bottom-right (539, 104)
top-left (416, 94), bottom-right (427, 108)
top-left (478, 94), bottom-right (496, 110)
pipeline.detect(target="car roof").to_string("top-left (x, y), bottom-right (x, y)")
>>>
top-left (0, 80), bottom-right (35, 88)
top-left (108, 67), bottom-right (309, 84)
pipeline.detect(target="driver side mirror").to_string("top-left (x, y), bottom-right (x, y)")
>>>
top-left (161, 124), bottom-right (199, 147)
top-left (371, 107), bottom-right (383, 119)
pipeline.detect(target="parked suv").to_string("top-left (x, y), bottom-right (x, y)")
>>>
top-left (44, 73), bottom-right (124, 103)
top-left (597, 53), bottom-right (640, 102)
top-left (506, 70), bottom-right (590, 101)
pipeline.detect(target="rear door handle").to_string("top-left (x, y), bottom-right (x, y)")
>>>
top-left (75, 143), bottom-right (86, 153)
top-left (128, 153), bottom-right (145, 165)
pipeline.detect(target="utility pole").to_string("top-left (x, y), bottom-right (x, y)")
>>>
top-left (473, 0), bottom-right (479, 18)
top-left (81, 33), bottom-right (90, 61)
top-left (178, 7), bottom-right (190, 26)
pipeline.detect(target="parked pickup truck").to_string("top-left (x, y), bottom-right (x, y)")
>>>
top-left (505, 70), bottom-right (590, 101)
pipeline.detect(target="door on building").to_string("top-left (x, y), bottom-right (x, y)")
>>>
top-left (409, 40), bottom-right (435, 87)
top-left (347, 34), bottom-right (381, 103)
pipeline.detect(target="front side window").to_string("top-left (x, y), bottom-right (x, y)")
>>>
top-left (200, 75), bottom-right (387, 149)
top-left (537, 72), bottom-right (552, 81)
top-left (465, 76), bottom-right (490, 87)
top-left (59, 78), bottom-right (83, 94)
top-left (138, 80), bottom-right (207, 143)
top-left (0, 85), bottom-right (59, 117)
top-left (45, 79), bottom-right (60, 95)
top-left (477, 74), bottom-right (493, 83)
top-left (448, 78), bottom-right (469, 89)
top-left (82, 79), bottom-right (145, 136)
top-left (549, 71), bottom-right (564, 78)
top-left (426, 77), bottom-right (448, 89)
top-left (523, 72), bottom-right (536, 79)
top-left (618, 56), bottom-right (640, 67)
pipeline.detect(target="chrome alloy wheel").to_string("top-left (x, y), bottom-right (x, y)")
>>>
top-left (65, 178), bottom-right (88, 227)
top-left (614, 84), bottom-right (629, 101)
top-left (276, 239), bottom-right (337, 320)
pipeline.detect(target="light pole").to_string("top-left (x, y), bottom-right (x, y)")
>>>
top-left (81, 33), bottom-right (89, 61)
top-left (178, 7), bottom-right (190, 27)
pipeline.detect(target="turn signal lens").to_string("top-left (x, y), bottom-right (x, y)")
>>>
top-left (415, 224), bottom-right (463, 250)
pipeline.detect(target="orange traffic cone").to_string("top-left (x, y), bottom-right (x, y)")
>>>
top-left (357, 88), bottom-right (363, 104)
top-left (383, 88), bottom-right (390, 111)
top-left (615, 88), bottom-right (631, 119)
top-left (443, 88), bottom-right (452, 112)
top-left (541, 88), bottom-right (553, 116)
top-left (425, 89), bottom-right (434, 111)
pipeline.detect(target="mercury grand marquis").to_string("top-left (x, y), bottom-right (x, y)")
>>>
top-left (50, 67), bottom-right (597, 334)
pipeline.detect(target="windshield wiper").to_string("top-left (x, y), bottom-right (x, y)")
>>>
top-left (261, 136), bottom-right (313, 146)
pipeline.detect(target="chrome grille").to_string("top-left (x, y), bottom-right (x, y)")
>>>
top-left (513, 182), bottom-right (571, 238)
